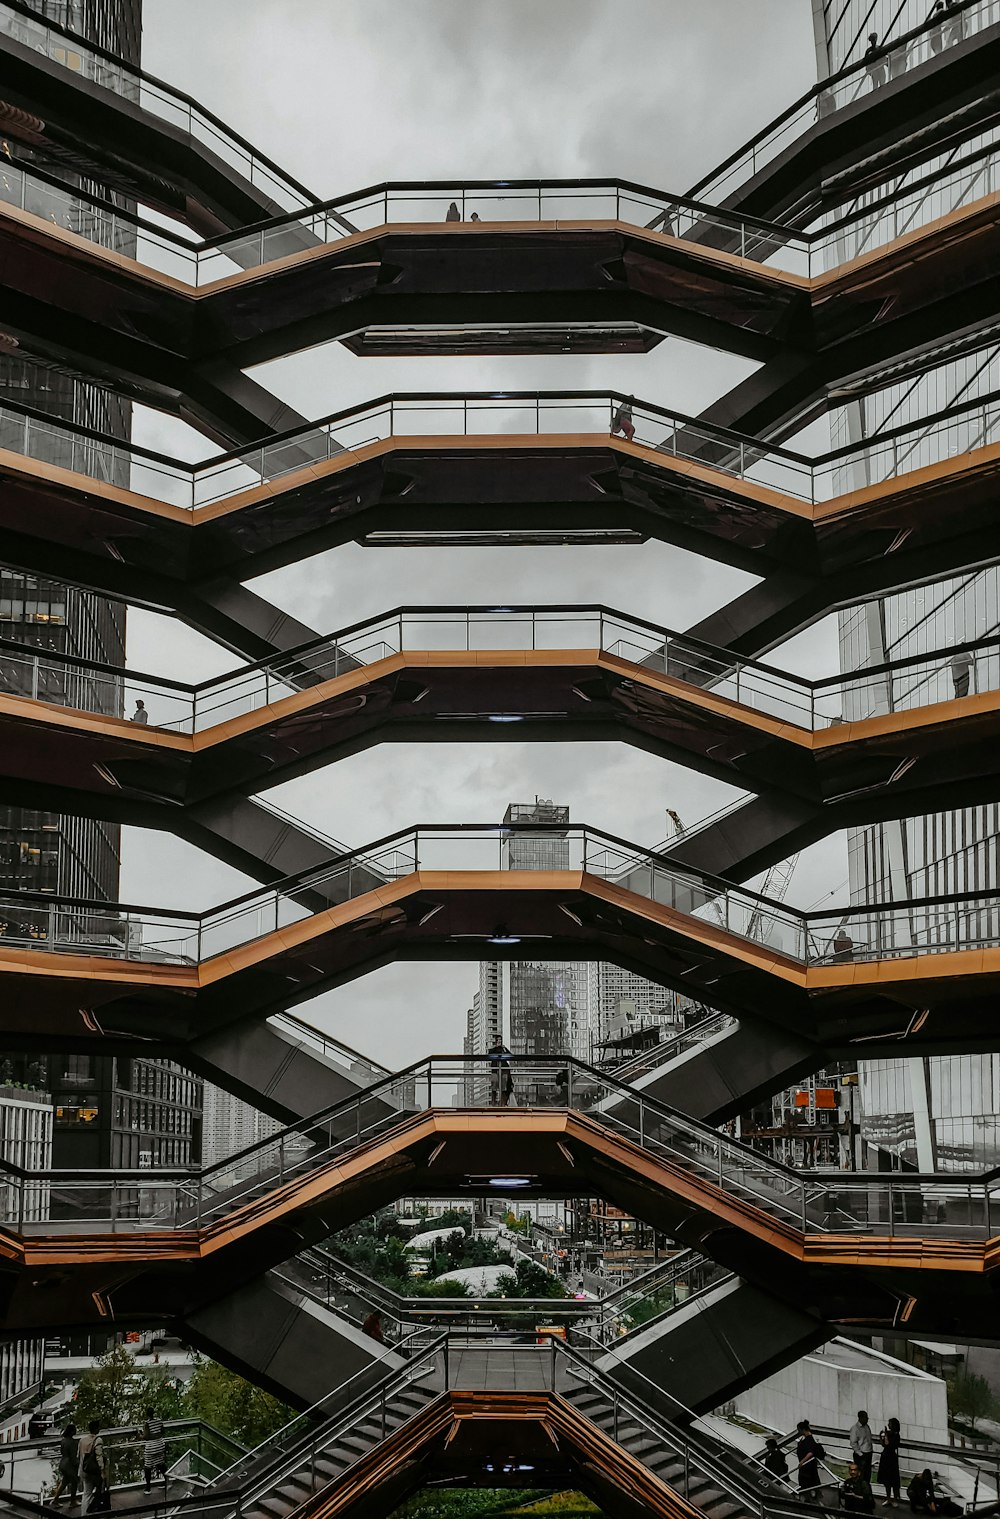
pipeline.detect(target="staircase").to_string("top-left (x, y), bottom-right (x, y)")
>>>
top-left (555, 1345), bottom-right (821, 1519)
top-left (247, 1382), bottom-right (438, 1519)
top-left (218, 1336), bottom-right (444, 1519)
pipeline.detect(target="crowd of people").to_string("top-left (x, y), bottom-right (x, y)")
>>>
top-left (761, 1410), bottom-right (965, 1514)
top-left (47, 1409), bottom-right (168, 1512)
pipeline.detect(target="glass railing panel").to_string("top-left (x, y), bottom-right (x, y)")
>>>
top-left (0, 3), bottom-right (312, 215)
top-left (814, 149), bottom-right (1000, 270)
top-left (695, 0), bottom-right (1000, 207)
top-left (805, 896), bottom-right (1000, 963)
top-left (0, 897), bottom-right (198, 962)
top-left (195, 888), bottom-right (311, 962)
top-left (0, 646), bottom-right (194, 730)
top-left (649, 418), bottom-right (815, 500)
top-left (819, 394), bottom-right (1000, 501)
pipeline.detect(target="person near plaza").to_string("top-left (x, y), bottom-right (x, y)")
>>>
top-left (908, 1469), bottom-right (962, 1516)
top-left (610, 396), bottom-right (635, 442)
top-left (445, 201), bottom-right (460, 221)
top-left (77, 1421), bottom-right (106, 1514)
top-left (950, 648), bottom-right (973, 697)
top-left (142, 1408), bottom-right (167, 1491)
top-left (843, 1461), bottom-right (876, 1513)
top-left (878, 1418), bottom-right (902, 1506)
top-left (762, 1437), bottom-right (789, 1479)
top-left (850, 1410), bottom-right (875, 1482)
top-left (50, 1423), bottom-right (78, 1506)
top-left (795, 1420), bottom-right (824, 1490)
top-left (130, 699), bottom-right (149, 725)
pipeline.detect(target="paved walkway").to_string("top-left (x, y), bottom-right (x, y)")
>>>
top-left (444, 1346), bottom-right (556, 1391)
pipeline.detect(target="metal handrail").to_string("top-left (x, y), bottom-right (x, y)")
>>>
top-left (689, 0), bottom-right (993, 204)
top-left (1, 133), bottom-right (997, 285)
top-left (2, 820), bottom-right (1000, 971)
top-left (0, 0), bottom-right (318, 212)
top-left (552, 1336), bottom-right (830, 1519)
top-left (4, 600), bottom-right (999, 724)
top-left (0, 379), bottom-right (996, 480)
top-left (278, 1240), bottom-right (715, 1335)
top-left (6, 1055), bottom-right (1000, 1246)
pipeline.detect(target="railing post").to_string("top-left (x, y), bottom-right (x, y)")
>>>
top-left (426, 1063), bottom-right (433, 1111)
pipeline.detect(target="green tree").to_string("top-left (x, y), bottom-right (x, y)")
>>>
top-left (73, 1344), bottom-right (183, 1431)
top-left (375, 1236), bottom-right (411, 1284)
top-left (413, 1277), bottom-right (470, 1299)
top-left (949, 1369), bottom-right (997, 1431)
top-left (183, 1357), bottom-right (296, 1448)
top-left (71, 1344), bottom-right (183, 1482)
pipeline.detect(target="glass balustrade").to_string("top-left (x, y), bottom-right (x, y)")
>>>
top-left (1, 129), bottom-right (994, 293)
top-left (4, 1057), bottom-right (1000, 1239)
top-left (0, 1), bottom-right (314, 214)
top-left (0, 600), bottom-right (995, 741)
top-left (1, 824), bottom-right (999, 974)
top-left (1, 381), bottom-right (996, 527)
top-left (4, 0), bottom-right (993, 283)
top-left (692, 0), bottom-right (1000, 205)
top-left (272, 1241), bottom-right (719, 1345)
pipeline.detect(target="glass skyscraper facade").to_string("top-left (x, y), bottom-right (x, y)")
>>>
top-left (0, 0), bottom-right (206, 1168)
top-left (813, 0), bottom-right (1000, 1172)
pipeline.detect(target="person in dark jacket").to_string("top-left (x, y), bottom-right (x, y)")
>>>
top-left (843, 1462), bottom-right (875, 1513)
top-left (50, 1424), bottom-right (78, 1505)
top-left (762, 1438), bottom-right (788, 1478)
top-left (878, 1417), bottom-right (902, 1505)
top-left (362, 1311), bottom-right (385, 1343)
top-left (909, 1470), bottom-right (961, 1516)
top-left (796, 1420), bottom-right (824, 1490)
top-left (864, 31), bottom-right (887, 87)
top-left (610, 397), bottom-right (635, 443)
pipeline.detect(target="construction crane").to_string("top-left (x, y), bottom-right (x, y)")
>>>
top-left (664, 806), bottom-right (799, 944)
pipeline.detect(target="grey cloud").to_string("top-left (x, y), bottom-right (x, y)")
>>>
top-left (125, 1), bottom-right (841, 1055)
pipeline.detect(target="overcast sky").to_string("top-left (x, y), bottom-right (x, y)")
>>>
top-left (122, 1), bottom-right (840, 1064)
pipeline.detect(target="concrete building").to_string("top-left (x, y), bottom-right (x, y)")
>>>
top-left (731, 1337), bottom-right (949, 1450)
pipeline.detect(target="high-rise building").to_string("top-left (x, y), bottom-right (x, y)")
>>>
top-left (0, 0), bottom-right (145, 1410)
top-left (475, 800), bottom-right (690, 1062)
top-left (811, 1), bottom-right (1000, 1172)
top-left (201, 1082), bottom-right (280, 1169)
top-left (0, 1), bottom-right (208, 1173)
top-left (500, 801), bottom-right (589, 1059)
top-left (0, 1083), bottom-right (51, 1412)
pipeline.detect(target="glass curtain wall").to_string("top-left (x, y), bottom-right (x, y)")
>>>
top-left (814, 2), bottom-right (1000, 1172)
